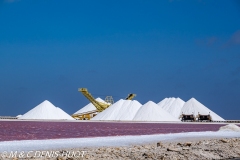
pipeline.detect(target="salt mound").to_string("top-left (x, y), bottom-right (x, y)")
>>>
top-left (158, 97), bottom-right (176, 108)
top-left (219, 124), bottom-right (240, 132)
top-left (91, 99), bottom-right (142, 121)
top-left (16, 115), bottom-right (22, 118)
top-left (19, 100), bottom-right (74, 120)
top-left (133, 101), bottom-right (180, 121)
top-left (181, 98), bottom-right (224, 121)
top-left (157, 98), bottom-right (170, 108)
top-left (56, 107), bottom-right (75, 120)
top-left (158, 98), bottom-right (185, 119)
top-left (74, 98), bottom-right (108, 114)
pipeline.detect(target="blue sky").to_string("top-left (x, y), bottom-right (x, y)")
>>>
top-left (0, 0), bottom-right (239, 119)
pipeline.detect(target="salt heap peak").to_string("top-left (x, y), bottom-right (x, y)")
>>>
top-left (158, 97), bottom-right (176, 108)
top-left (91, 99), bottom-right (142, 121)
top-left (157, 98), bottom-right (169, 108)
top-left (181, 98), bottom-right (224, 121)
top-left (19, 100), bottom-right (74, 120)
top-left (74, 98), bottom-right (108, 114)
top-left (159, 97), bottom-right (185, 119)
top-left (133, 101), bottom-right (180, 121)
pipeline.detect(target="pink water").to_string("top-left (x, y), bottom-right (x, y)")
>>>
top-left (0, 121), bottom-right (233, 141)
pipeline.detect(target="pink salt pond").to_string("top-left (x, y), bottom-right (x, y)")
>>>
top-left (0, 121), bottom-right (235, 141)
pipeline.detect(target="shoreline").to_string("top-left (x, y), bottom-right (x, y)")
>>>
top-left (0, 130), bottom-right (240, 151)
top-left (1, 137), bottom-right (240, 160)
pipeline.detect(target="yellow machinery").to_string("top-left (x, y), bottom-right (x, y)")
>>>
top-left (72, 110), bottom-right (98, 120)
top-left (72, 88), bottom-right (136, 120)
top-left (78, 88), bottom-right (111, 112)
top-left (126, 93), bottom-right (136, 100)
top-left (78, 88), bottom-right (136, 112)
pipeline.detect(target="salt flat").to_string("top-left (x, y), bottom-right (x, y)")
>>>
top-left (0, 130), bottom-right (239, 152)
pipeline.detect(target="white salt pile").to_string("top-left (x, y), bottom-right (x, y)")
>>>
top-left (133, 101), bottom-right (180, 121)
top-left (55, 107), bottom-right (75, 120)
top-left (74, 98), bottom-right (108, 114)
top-left (77, 96), bottom-right (224, 122)
top-left (181, 98), bottom-right (224, 121)
top-left (158, 97), bottom-right (175, 108)
top-left (158, 97), bottom-right (185, 119)
top-left (91, 99), bottom-right (142, 121)
top-left (218, 124), bottom-right (240, 132)
top-left (16, 115), bottom-right (22, 118)
top-left (19, 100), bottom-right (74, 120)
